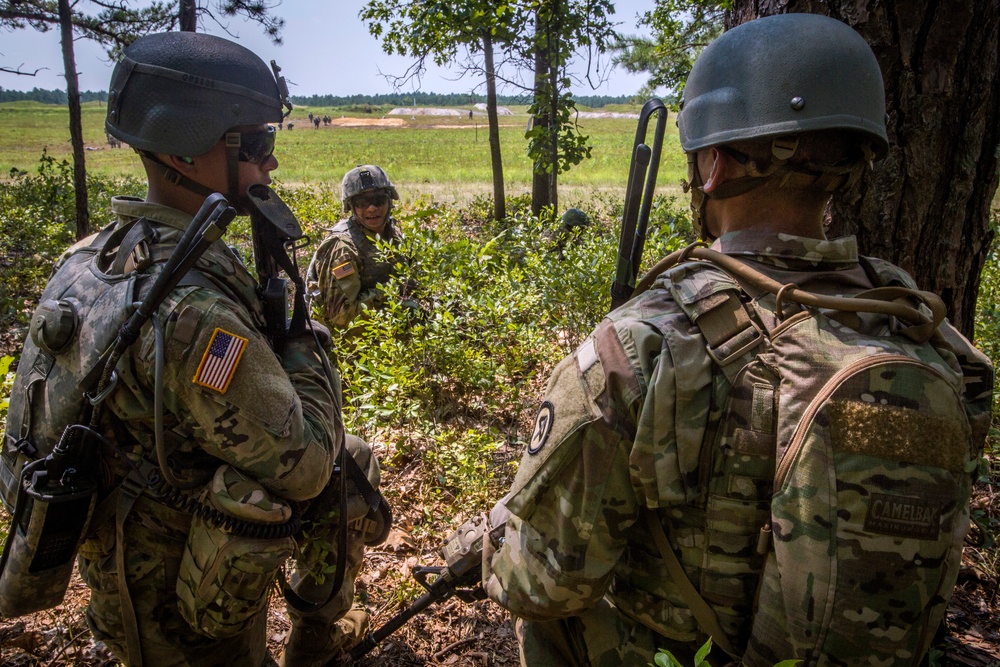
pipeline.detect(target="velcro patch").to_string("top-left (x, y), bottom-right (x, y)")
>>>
top-left (332, 262), bottom-right (356, 280)
top-left (193, 328), bottom-right (248, 394)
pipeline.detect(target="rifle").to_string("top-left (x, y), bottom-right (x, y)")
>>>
top-left (609, 98), bottom-right (668, 312)
top-left (246, 184), bottom-right (309, 355)
top-left (347, 513), bottom-right (499, 661)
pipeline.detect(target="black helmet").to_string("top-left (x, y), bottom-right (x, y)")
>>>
top-left (106, 32), bottom-right (290, 156)
top-left (677, 13), bottom-right (888, 158)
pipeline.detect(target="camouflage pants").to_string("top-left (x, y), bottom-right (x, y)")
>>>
top-left (516, 598), bottom-right (713, 667)
top-left (78, 435), bottom-right (381, 667)
top-left (79, 492), bottom-right (270, 667)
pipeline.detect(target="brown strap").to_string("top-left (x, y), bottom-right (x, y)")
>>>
top-left (634, 245), bottom-right (945, 342)
top-left (116, 477), bottom-right (144, 667)
top-left (693, 292), bottom-right (765, 383)
top-left (642, 507), bottom-right (740, 660)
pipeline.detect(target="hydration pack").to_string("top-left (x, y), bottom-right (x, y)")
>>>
top-left (647, 248), bottom-right (989, 666)
top-left (0, 221), bottom-right (155, 616)
top-left (2, 223), bottom-right (143, 511)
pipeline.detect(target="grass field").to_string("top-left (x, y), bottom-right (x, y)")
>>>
top-left (0, 100), bottom-right (687, 205)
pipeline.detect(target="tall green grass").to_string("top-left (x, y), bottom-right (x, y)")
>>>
top-left (0, 101), bottom-right (687, 200)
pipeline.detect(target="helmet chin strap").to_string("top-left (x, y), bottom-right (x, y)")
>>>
top-left (224, 132), bottom-right (242, 207)
top-left (140, 151), bottom-right (216, 199)
top-left (681, 137), bottom-right (873, 241)
top-left (682, 152), bottom-right (712, 241)
top-left (141, 133), bottom-right (245, 209)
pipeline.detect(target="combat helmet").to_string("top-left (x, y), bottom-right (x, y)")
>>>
top-left (676, 14), bottom-right (888, 238)
top-left (676, 13), bottom-right (888, 157)
top-left (342, 165), bottom-right (400, 212)
top-left (561, 208), bottom-right (591, 229)
top-left (106, 31), bottom-right (290, 156)
top-left (106, 32), bottom-right (291, 204)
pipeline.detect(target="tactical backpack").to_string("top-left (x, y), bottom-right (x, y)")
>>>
top-left (0, 197), bottom-right (238, 619)
top-left (637, 246), bottom-right (987, 666)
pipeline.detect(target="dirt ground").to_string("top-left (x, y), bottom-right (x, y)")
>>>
top-left (1, 482), bottom-right (998, 666)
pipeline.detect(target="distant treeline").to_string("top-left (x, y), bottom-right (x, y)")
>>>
top-left (289, 92), bottom-right (632, 109)
top-left (0, 87), bottom-right (630, 109)
top-left (0, 87), bottom-right (108, 104)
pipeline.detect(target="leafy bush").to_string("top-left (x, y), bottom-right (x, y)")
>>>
top-left (321, 193), bottom-right (690, 508)
top-left (0, 151), bottom-right (144, 336)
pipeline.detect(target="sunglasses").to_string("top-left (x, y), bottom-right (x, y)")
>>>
top-left (235, 126), bottom-right (276, 164)
top-left (352, 192), bottom-right (390, 208)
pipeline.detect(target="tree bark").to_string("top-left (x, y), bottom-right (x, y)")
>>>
top-left (58, 0), bottom-right (89, 240)
top-left (179, 0), bottom-right (197, 32)
top-left (531, 9), bottom-right (554, 216)
top-left (483, 33), bottom-right (506, 221)
top-left (730, 0), bottom-right (999, 338)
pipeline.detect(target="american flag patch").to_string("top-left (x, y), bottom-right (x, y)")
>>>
top-left (193, 328), bottom-right (248, 393)
top-left (332, 261), bottom-right (356, 280)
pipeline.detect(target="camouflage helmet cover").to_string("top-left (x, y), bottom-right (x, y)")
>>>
top-left (342, 165), bottom-right (400, 212)
top-left (676, 13), bottom-right (889, 158)
top-left (106, 32), bottom-right (289, 157)
top-left (560, 208), bottom-right (591, 228)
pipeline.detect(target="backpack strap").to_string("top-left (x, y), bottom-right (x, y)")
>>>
top-left (115, 472), bottom-right (146, 667)
top-left (642, 507), bottom-right (739, 660)
top-left (668, 263), bottom-right (766, 383)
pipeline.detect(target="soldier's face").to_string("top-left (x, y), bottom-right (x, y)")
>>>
top-left (352, 191), bottom-right (390, 233)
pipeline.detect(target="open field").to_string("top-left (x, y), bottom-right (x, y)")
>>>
top-left (0, 100), bottom-right (688, 206)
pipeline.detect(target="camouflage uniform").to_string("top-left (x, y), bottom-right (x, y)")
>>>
top-left (72, 196), bottom-right (377, 667)
top-left (484, 231), bottom-right (993, 667)
top-left (307, 215), bottom-right (402, 330)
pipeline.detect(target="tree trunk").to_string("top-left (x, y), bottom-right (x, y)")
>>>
top-left (730, 0), bottom-right (999, 338)
top-left (531, 9), bottom-right (553, 216)
top-left (180, 0), bottom-right (197, 32)
top-left (58, 0), bottom-right (89, 240)
top-left (547, 17), bottom-right (560, 214)
top-left (483, 33), bottom-right (506, 222)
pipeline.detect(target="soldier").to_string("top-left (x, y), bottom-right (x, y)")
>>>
top-left (307, 165), bottom-right (409, 332)
top-left (482, 13), bottom-right (993, 667)
top-left (29, 32), bottom-right (382, 667)
top-left (548, 207), bottom-right (590, 259)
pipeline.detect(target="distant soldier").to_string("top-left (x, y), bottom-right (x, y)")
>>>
top-left (308, 112), bottom-right (314, 122)
top-left (548, 207), bottom-right (591, 259)
top-left (307, 165), bottom-right (410, 332)
top-left (468, 109), bottom-right (473, 120)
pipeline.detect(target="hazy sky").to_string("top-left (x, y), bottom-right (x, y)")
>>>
top-left (0, 0), bottom-right (656, 97)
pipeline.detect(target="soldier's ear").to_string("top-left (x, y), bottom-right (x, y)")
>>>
top-left (702, 147), bottom-right (737, 193)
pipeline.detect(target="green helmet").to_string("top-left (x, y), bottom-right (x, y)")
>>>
top-left (341, 165), bottom-right (400, 212)
top-left (677, 13), bottom-right (888, 158)
top-left (106, 32), bottom-right (290, 156)
top-left (561, 208), bottom-right (591, 228)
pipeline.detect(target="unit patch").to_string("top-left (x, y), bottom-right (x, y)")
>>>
top-left (528, 401), bottom-right (555, 455)
top-left (193, 328), bottom-right (248, 394)
top-left (332, 262), bottom-right (356, 280)
top-left (864, 493), bottom-right (943, 540)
